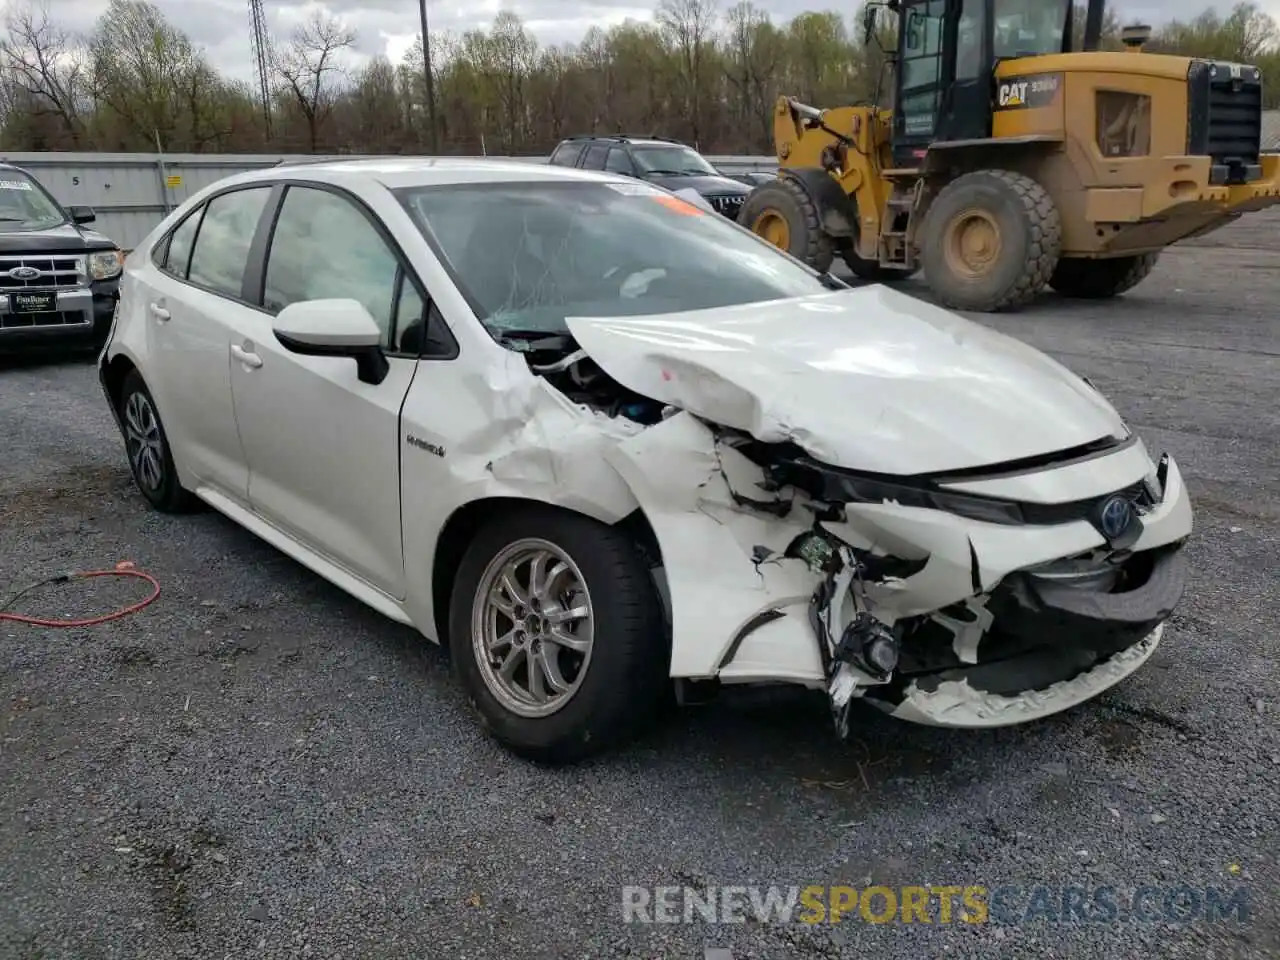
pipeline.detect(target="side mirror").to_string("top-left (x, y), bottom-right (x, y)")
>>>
top-left (862, 5), bottom-right (877, 44)
top-left (69, 205), bottom-right (95, 224)
top-left (272, 298), bottom-right (390, 385)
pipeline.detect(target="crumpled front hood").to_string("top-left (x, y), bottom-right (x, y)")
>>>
top-left (565, 286), bottom-right (1129, 476)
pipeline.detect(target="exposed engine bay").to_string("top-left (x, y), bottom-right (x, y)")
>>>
top-left (504, 319), bottom-right (1193, 734)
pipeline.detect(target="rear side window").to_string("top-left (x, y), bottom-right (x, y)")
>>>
top-left (158, 206), bottom-right (204, 279)
top-left (581, 143), bottom-right (608, 169)
top-left (550, 142), bottom-right (584, 167)
top-left (187, 186), bottom-right (273, 299)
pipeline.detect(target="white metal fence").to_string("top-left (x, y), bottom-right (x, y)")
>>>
top-left (0, 151), bottom-right (780, 251)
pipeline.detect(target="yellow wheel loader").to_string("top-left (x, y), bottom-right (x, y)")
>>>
top-left (739, 0), bottom-right (1280, 312)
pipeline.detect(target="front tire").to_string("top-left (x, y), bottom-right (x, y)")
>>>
top-left (118, 370), bottom-right (198, 513)
top-left (1048, 253), bottom-right (1159, 299)
top-left (920, 169), bottom-right (1061, 312)
top-left (448, 505), bottom-right (669, 764)
top-left (738, 176), bottom-right (835, 273)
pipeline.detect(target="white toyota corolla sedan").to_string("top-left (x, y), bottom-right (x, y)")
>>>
top-left (98, 158), bottom-right (1193, 763)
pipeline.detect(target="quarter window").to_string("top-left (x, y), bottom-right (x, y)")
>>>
top-left (160, 206), bottom-right (204, 279)
top-left (187, 187), bottom-right (272, 298)
top-left (262, 186), bottom-right (402, 346)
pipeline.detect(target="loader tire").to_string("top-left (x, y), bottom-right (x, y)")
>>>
top-left (1047, 253), bottom-right (1160, 299)
top-left (739, 176), bottom-right (834, 274)
top-left (920, 170), bottom-right (1061, 312)
top-left (842, 247), bottom-right (919, 282)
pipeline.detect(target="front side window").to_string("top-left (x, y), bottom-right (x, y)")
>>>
top-left (630, 145), bottom-right (717, 177)
top-left (550, 142), bottom-right (585, 167)
top-left (262, 186), bottom-right (401, 345)
top-left (187, 187), bottom-right (272, 298)
top-left (0, 170), bottom-right (67, 231)
top-left (396, 180), bottom-right (838, 337)
top-left (580, 143), bottom-right (609, 169)
top-left (604, 147), bottom-right (635, 175)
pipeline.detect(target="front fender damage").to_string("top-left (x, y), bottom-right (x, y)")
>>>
top-left (604, 410), bottom-right (1193, 736)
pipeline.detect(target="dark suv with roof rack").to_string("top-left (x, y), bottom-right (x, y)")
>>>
top-left (0, 161), bottom-right (123, 356)
top-left (548, 135), bottom-right (751, 220)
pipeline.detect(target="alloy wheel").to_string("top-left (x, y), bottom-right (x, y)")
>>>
top-left (123, 390), bottom-right (165, 492)
top-left (471, 538), bottom-right (595, 719)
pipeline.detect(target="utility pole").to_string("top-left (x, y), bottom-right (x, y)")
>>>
top-left (418, 0), bottom-right (439, 154)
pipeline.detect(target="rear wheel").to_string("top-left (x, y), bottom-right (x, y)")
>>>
top-left (448, 504), bottom-right (669, 764)
top-left (738, 176), bottom-right (834, 273)
top-left (920, 169), bottom-right (1061, 312)
top-left (118, 370), bottom-right (198, 513)
top-left (1048, 253), bottom-right (1160, 299)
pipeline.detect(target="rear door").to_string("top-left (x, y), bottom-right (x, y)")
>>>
top-left (138, 184), bottom-right (275, 502)
top-left (224, 182), bottom-right (422, 598)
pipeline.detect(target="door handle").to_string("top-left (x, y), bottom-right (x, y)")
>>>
top-left (148, 302), bottom-right (170, 321)
top-left (230, 344), bottom-right (263, 368)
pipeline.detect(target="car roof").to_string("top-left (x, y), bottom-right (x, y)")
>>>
top-left (217, 156), bottom-right (633, 192)
top-left (558, 135), bottom-right (690, 148)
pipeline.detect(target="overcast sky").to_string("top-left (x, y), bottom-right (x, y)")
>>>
top-left (47, 0), bottom-right (1280, 85)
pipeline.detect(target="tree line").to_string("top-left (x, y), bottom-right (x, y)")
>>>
top-left (1, 0), bottom-right (1277, 157)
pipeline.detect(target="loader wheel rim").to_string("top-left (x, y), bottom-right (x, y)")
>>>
top-left (752, 209), bottom-right (791, 249)
top-left (944, 209), bottom-right (1003, 280)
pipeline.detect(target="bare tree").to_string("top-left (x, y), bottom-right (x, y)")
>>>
top-left (656, 0), bottom-right (719, 144)
top-left (0, 0), bottom-right (89, 146)
top-left (274, 11), bottom-right (356, 152)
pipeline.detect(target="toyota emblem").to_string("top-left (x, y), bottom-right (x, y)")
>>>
top-left (1099, 495), bottom-right (1134, 540)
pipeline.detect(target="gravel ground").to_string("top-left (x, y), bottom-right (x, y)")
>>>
top-left (1, 211), bottom-right (1278, 960)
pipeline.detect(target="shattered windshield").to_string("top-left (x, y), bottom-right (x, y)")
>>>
top-left (630, 145), bottom-right (719, 176)
top-left (395, 180), bottom-right (837, 337)
top-left (0, 172), bottom-right (67, 230)
top-left (993, 0), bottom-right (1070, 57)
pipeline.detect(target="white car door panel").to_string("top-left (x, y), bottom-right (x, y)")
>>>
top-left (139, 186), bottom-right (274, 504)
top-left (228, 330), bottom-right (416, 597)
top-left (226, 183), bottom-right (421, 599)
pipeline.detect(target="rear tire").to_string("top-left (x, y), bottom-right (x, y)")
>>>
top-left (738, 176), bottom-right (834, 273)
top-left (448, 504), bottom-right (669, 764)
top-left (920, 169), bottom-right (1061, 312)
top-left (118, 370), bottom-right (199, 513)
top-left (1048, 253), bottom-right (1160, 299)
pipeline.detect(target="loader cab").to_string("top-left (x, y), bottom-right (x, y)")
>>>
top-left (873, 0), bottom-right (1085, 167)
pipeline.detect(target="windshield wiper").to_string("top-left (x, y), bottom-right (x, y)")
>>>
top-left (817, 271), bottom-right (849, 290)
top-left (0, 217), bottom-right (26, 222)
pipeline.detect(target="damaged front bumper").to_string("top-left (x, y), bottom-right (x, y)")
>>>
top-left (605, 412), bottom-right (1192, 732)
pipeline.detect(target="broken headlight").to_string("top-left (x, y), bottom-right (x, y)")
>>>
top-left (797, 468), bottom-right (1025, 525)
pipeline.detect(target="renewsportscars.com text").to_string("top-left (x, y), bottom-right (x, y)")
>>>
top-left (621, 884), bottom-right (1251, 926)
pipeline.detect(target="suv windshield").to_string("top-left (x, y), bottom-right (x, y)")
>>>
top-left (396, 180), bottom-right (836, 336)
top-left (630, 145), bottom-right (718, 176)
top-left (0, 171), bottom-right (67, 230)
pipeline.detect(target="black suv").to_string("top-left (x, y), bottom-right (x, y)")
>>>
top-left (0, 161), bottom-right (123, 355)
top-left (548, 135), bottom-right (750, 219)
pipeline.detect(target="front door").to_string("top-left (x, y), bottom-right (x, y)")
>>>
top-left (893, 0), bottom-right (949, 167)
top-left (226, 183), bottom-right (424, 598)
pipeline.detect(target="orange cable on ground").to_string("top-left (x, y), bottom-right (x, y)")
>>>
top-left (0, 561), bottom-right (160, 628)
